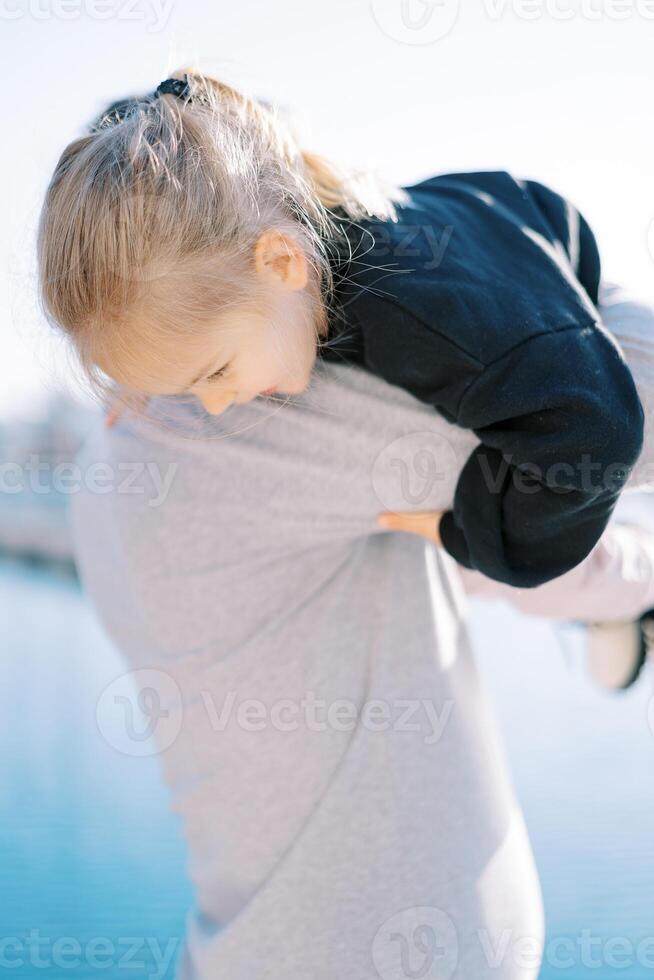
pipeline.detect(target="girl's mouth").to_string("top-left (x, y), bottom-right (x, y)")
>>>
top-left (260, 387), bottom-right (277, 396)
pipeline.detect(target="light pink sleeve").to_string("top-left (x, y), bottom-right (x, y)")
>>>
top-left (457, 521), bottom-right (654, 623)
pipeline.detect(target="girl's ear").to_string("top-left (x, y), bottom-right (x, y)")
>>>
top-left (253, 230), bottom-right (308, 291)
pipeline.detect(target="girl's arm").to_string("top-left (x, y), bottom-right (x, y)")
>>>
top-left (436, 321), bottom-right (644, 588)
top-left (345, 171), bottom-right (645, 589)
top-left (376, 277), bottom-right (654, 619)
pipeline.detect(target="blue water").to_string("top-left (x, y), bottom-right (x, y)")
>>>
top-left (0, 558), bottom-right (193, 979)
top-left (1, 554), bottom-right (653, 979)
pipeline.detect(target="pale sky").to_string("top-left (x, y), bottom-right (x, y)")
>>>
top-left (3, 0), bottom-right (654, 415)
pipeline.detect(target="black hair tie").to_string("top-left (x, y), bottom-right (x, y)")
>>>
top-left (88, 75), bottom-right (192, 132)
top-left (154, 76), bottom-right (192, 102)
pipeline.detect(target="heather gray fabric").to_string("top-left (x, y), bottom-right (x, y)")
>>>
top-left (69, 279), bottom-right (653, 980)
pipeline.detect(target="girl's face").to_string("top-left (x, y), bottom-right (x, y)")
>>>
top-left (109, 230), bottom-right (322, 415)
top-left (175, 296), bottom-right (319, 415)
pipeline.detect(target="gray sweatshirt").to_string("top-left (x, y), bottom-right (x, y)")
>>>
top-left (69, 280), bottom-right (653, 980)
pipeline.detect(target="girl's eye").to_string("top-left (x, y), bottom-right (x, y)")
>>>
top-left (205, 362), bottom-right (232, 383)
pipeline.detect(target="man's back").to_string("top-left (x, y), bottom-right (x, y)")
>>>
top-left (70, 358), bottom-right (543, 979)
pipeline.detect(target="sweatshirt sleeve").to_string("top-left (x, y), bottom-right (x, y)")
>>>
top-left (438, 322), bottom-right (645, 587)
top-left (520, 178), bottom-right (602, 307)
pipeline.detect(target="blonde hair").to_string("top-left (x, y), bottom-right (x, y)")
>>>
top-left (36, 68), bottom-right (410, 408)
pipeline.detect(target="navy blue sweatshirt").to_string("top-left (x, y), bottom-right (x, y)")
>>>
top-left (321, 170), bottom-right (645, 588)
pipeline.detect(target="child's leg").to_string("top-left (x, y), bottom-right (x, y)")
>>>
top-left (458, 521), bottom-right (654, 623)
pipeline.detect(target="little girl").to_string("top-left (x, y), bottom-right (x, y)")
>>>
top-left (36, 68), bottom-right (644, 594)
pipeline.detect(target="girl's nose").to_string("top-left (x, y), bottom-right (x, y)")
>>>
top-left (198, 392), bottom-right (235, 415)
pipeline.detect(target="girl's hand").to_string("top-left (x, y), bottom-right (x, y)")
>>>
top-left (377, 510), bottom-right (444, 547)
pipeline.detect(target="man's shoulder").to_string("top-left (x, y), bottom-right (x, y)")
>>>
top-left (70, 417), bottom-right (184, 548)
